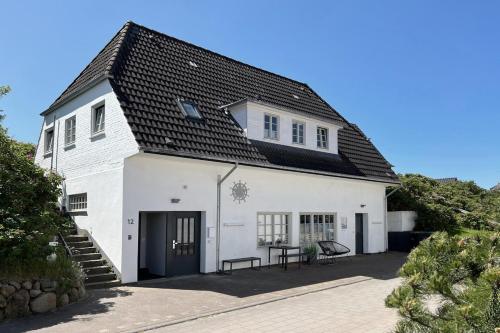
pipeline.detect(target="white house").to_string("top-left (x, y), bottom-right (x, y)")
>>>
top-left (35, 21), bottom-right (399, 284)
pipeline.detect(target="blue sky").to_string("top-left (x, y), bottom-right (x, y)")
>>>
top-left (1, 1), bottom-right (498, 188)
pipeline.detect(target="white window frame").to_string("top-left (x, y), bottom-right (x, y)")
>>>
top-left (91, 102), bottom-right (105, 135)
top-left (257, 212), bottom-right (291, 247)
top-left (68, 193), bottom-right (87, 211)
top-left (317, 126), bottom-right (329, 149)
top-left (292, 120), bottom-right (305, 145)
top-left (44, 127), bottom-right (54, 154)
top-left (299, 213), bottom-right (336, 246)
top-left (263, 113), bottom-right (279, 140)
top-left (64, 116), bottom-right (76, 146)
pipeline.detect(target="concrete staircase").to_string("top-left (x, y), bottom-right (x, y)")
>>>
top-left (63, 231), bottom-right (121, 289)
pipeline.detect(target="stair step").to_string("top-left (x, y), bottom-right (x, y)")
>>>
top-left (83, 265), bottom-right (112, 275)
top-left (85, 272), bottom-right (117, 284)
top-left (65, 235), bottom-right (88, 242)
top-left (69, 241), bottom-right (93, 248)
top-left (85, 279), bottom-right (121, 290)
top-left (73, 253), bottom-right (101, 262)
top-left (71, 247), bottom-right (97, 255)
top-left (79, 259), bottom-right (107, 268)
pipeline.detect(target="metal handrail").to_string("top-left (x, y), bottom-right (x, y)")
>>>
top-left (58, 232), bottom-right (73, 257)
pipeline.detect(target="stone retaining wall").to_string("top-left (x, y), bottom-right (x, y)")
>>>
top-left (0, 278), bottom-right (85, 321)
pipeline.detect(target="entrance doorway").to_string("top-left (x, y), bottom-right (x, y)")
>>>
top-left (355, 213), bottom-right (367, 254)
top-left (138, 211), bottom-right (201, 280)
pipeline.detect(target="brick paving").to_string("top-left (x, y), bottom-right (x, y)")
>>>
top-left (0, 252), bottom-right (405, 333)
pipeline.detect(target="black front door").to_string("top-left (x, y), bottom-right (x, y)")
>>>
top-left (355, 213), bottom-right (364, 254)
top-left (166, 212), bottom-right (201, 277)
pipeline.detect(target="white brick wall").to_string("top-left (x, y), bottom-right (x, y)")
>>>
top-left (35, 79), bottom-right (139, 272)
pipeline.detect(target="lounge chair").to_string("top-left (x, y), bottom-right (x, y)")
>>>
top-left (317, 241), bottom-right (350, 264)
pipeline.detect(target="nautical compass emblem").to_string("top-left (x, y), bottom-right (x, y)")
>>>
top-left (231, 180), bottom-right (249, 203)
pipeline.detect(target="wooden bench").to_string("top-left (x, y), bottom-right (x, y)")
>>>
top-left (222, 257), bottom-right (261, 275)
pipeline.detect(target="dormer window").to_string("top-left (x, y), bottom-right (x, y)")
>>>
top-left (317, 127), bottom-right (329, 149)
top-left (177, 99), bottom-right (202, 119)
top-left (292, 121), bottom-right (305, 144)
top-left (264, 114), bottom-right (279, 139)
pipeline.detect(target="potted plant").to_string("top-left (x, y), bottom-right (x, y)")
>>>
top-left (303, 244), bottom-right (318, 264)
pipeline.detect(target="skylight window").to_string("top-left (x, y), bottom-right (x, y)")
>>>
top-left (177, 99), bottom-right (202, 119)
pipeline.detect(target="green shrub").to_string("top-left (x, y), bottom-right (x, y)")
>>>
top-left (386, 232), bottom-right (499, 332)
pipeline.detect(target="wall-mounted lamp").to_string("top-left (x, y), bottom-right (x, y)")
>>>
top-left (171, 198), bottom-right (181, 203)
top-left (127, 218), bottom-right (134, 224)
top-left (360, 204), bottom-right (366, 208)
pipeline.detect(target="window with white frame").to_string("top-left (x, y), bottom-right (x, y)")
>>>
top-left (299, 213), bottom-right (336, 246)
top-left (292, 121), bottom-right (305, 144)
top-left (68, 193), bottom-right (87, 211)
top-left (317, 127), bottom-right (328, 149)
top-left (257, 213), bottom-right (290, 247)
top-left (65, 116), bottom-right (76, 146)
top-left (44, 128), bottom-right (54, 154)
top-left (92, 104), bottom-right (105, 134)
top-left (264, 114), bottom-right (279, 139)
top-left (177, 99), bottom-right (202, 119)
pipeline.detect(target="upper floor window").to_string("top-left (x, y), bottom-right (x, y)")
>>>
top-left (264, 114), bottom-right (279, 139)
top-left (92, 104), bottom-right (105, 134)
top-left (177, 99), bottom-right (202, 119)
top-left (65, 116), bottom-right (76, 146)
top-left (317, 127), bottom-right (328, 149)
top-left (44, 128), bottom-right (54, 154)
top-left (292, 121), bottom-right (305, 144)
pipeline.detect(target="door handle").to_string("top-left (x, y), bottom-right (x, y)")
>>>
top-left (173, 240), bottom-right (178, 249)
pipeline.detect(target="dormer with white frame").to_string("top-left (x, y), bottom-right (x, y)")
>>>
top-left (225, 98), bottom-right (343, 154)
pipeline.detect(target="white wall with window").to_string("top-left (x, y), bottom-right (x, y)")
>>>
top-left (228, 100), bottom-right (341, 154)
top-left (257, 213), bottom-right (290, 246)
top-left (65, 116), bottom-right (76, 146)
top-left (68, 193), bottom-right (87, 211)
top-left (44, 128), bottom-right (54, 154)
top-left (92, 103), bottom-right (105, 135)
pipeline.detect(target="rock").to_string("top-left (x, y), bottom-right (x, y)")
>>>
top-left (40, 279), bottom-right (52, 290)
top-left (9, 281), bottom-right (21, 290)
top-left (5, 290), bottom-right (30, 318)
top-left (68, 288), bottom-right (79, 303)
top-left (32, 281), bottom-right (40, 290)
top-left (30, 292), bottom-right (56, 313)
top-left (22, 281), bottom-right (32, 290)
top-left (0, 285), bottom-right (16, 298)
top-left (30, 289), bottom-right (42, 298)
top-left (57, 294), bottom-right (69, 307)
top-left (0, 294), bottom-right (6, 308)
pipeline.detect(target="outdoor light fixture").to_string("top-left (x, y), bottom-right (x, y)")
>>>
top-left (360, 204), bottom-right (366, 208)
top-left (171, 198), bottom-right (181, 203)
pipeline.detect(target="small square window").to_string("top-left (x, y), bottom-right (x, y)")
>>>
top-left (292, 121), bottom-right (305, 144)
top-left (45, 128), bottom-right (54, 154)
top-left (92, 104), bottom-right (105, 134)
top-left (317, 127), bottom-right (329, 149)
top-left (177, 99), bottom-right (202, 119)
top-left (264, 114), bottom-right (279, 139)
top-left (65, 116), bottom-right (76, 146)
top-left (68, 193), bottom-right (87, 211)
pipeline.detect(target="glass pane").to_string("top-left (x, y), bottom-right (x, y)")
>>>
top-left (177, 218), bottom-right (182, 243)
top-left (183, 218), bottom-right (189, 243)
top-left (189, 218), bottom-right (194, 244)
top-left (258, 225), bottom-right (265, 236)
top-left (258, 214), bottom-right (264, 225)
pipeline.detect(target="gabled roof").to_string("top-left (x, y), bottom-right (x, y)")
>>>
top-left (45, 21), bottom-right (399, 184)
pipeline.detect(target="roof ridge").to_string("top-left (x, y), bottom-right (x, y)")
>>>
top-left (106, 21), bottom-right (133, 76)
top-left (127, 21), bottom-right (309, 89)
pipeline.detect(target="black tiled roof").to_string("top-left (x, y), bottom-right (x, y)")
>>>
top-left (45, 21), bottom-right (399, 183)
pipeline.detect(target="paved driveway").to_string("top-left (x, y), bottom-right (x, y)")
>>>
top-left (0, 252), bottom-right (405, 333)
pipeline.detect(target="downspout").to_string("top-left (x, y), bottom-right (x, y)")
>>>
top-left (216, 162), bottom-right (239, 272)
top-left (384, 186), bottom-right (402, 251)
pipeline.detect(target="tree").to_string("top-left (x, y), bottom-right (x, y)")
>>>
top-left (386, 232), bottom-right (499, 332)
top-left (0, 85), bottom-right (70, 274)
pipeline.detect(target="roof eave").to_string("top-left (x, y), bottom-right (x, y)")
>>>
top-left (40, 74), bottom-right (113, 116)
top-left (140, 147), bottom-right (400, 185)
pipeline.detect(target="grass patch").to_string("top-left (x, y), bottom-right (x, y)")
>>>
top-left (453, 227), bottom-right (496, 237)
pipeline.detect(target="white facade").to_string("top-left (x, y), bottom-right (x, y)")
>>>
top-left (228, 100), bottom-right (342, 154)
top-left (387, 211), bottom-right (417, 232)
top-left (35, 82), bottom-right (393, 284)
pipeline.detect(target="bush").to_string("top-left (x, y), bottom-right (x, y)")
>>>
top-left (386, 232), bottom-right (499, 332)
